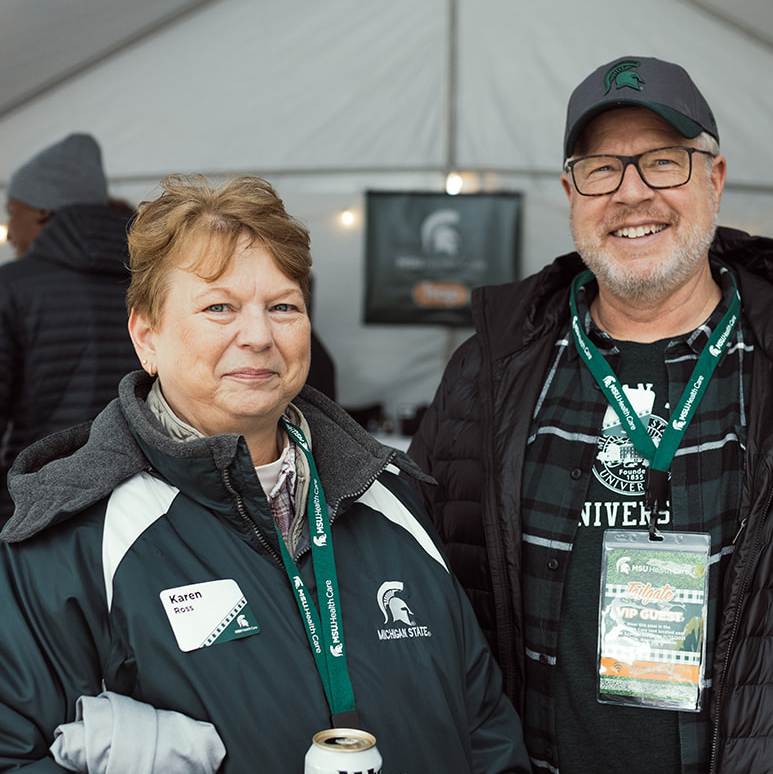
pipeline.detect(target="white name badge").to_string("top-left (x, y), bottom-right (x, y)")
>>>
top-left (159, 579), bottom-right (260, 652)
top-left (598, 530), bottom-right (710, 712)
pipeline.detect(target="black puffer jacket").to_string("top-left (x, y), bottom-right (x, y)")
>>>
top-left (408, 226), bottom-right (773, 772)
top-left (0, 202), bottom-right (139, 524)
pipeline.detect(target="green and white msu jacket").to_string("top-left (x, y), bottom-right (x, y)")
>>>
top-left (0, 372), bottom-right (529, 774)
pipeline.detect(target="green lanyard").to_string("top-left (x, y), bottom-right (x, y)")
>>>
top-left (277, 418), bottom-right (359, 728)
top-left (569, 269), bottom-right (740, 535)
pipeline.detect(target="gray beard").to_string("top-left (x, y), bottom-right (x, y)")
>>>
top-left (573, 211), bottom-right (718, 305)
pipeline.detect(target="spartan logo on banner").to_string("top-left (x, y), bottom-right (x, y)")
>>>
top-left (364, 191), bottom-right (522, 326)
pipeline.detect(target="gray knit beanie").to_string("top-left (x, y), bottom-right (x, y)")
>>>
top-left (7, 133), bottom-right (109, 210)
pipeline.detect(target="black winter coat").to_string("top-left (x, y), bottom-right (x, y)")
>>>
top-left (0, 203), bottom-right (140, 524)
top-left (408, 226), bottom-right (773, 773)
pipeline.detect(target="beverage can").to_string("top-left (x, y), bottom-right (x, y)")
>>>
top-left (304, 728), bottom-right (383, 774)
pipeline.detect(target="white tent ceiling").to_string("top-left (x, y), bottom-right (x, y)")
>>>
top-left (0, 0), bottom-right (211, 117)
top-left (1, 0), bottom-right (772, 422)
top-left (2, 0), bottom-right (772, 122)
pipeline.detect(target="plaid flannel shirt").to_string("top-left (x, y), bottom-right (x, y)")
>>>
top-left (265, 438), bottom-right (297, 539)
top-left (521, 264), bottom-right (751, 774)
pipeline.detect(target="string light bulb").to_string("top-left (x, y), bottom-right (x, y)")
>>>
top-left (445, 172), bottom-right (463, 195)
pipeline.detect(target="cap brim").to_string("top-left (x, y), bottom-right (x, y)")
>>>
top-left (564, 100), bottom-right (705, 159)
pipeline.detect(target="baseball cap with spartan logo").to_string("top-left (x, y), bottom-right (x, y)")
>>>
top-left (563, 56), bottom-right (719, 159)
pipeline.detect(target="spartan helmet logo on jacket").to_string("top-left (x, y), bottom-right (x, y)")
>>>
top-left (377, 581), bottom-right (416, 626)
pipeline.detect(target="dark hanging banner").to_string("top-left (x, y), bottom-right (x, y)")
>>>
top-left (364, 190), bottom-right (522, 326)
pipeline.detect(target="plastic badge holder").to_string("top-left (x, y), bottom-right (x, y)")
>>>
top-left (597, 529), bottom-right (710, 712)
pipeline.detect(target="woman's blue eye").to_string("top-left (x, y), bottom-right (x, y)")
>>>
top-left (206, 303), bottom-right (228, 313)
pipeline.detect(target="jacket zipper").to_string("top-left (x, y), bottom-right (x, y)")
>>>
top-left (221, 467), bottom-right (282, 565)
top-left (221, 454), bottom-right (396, 565)
top-left (708, 487), bottom-right (773, 773)
top-left (293, 460), bottom-right (395, 562)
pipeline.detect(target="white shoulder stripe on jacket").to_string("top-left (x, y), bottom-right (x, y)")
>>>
top-left (356, 479), bottom-right (449, 572)
top-left (101, 472), bottom-right (446, 609)
top-left (102, 472), bottom-right (179, 610)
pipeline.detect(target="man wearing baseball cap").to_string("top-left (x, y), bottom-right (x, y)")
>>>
top-left (0, 133), bottom-right (140, 523)
top-left (408, 56), bottom-right (773, 773)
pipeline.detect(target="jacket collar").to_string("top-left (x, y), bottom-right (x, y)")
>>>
top-left (3, 371), bottom-right (430, 543)
top-left (24, 203), bottom-right (133, 276)
top-left (472, 226), bottom-right (773, 363)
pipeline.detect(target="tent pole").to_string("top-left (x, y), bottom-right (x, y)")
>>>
top-left (445, 0), bottom-right (459, 176)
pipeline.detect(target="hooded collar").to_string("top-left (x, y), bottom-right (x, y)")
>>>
top-left (2, 371), bottom-right (430, 543)
top-left (23, 203), bottom-right (132, 276)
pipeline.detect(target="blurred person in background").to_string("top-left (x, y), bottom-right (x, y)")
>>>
top-left (0, 132), bottom-right (139, 524)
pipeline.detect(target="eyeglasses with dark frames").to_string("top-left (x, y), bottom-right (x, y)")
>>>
top-left (565, 146), bottom-right (717, 197)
